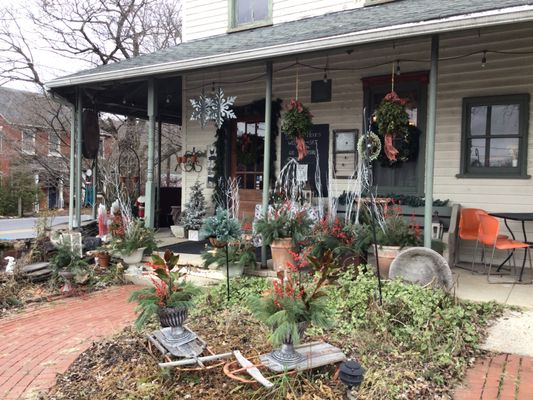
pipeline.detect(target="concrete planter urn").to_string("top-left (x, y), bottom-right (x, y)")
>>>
top-left (158, 306), bottom-right (196, 343)
top-left (120, 247), bottom-right (146, 264)
top-left (170, 225), bottom-right (186, 239)
top-left (223, 263), bottom-right (245, 278)
top-left (270, 238), bottom-right (296, 272)
top-left (188, 229), bottom-right (200, 241)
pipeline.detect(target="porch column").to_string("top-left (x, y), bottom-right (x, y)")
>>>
top-left (424, 35), bottom-right (439, 247)
top-left (261, 61), bottom-right (273, 268)
top-left (68, 102), bottom-right (76, 229)
top-left (145, 78), bottom-right (157, 228)
top-left (91, 157), bottom-right (98, 219)
top-left (75, 90), bottom-right (83, 229)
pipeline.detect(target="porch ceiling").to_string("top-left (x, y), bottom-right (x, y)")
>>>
top-left (53, 76), bottom-right (182, 125)
top-left (46, 0), bottom-right (533, 90)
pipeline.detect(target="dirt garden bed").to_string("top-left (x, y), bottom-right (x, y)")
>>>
top-left (40, 270), bottom-right (504, 400)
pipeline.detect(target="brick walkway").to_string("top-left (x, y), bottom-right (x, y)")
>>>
top-left (0, 285), bottom-right (139, 400)
top-left (454, 354), bottom-right (533, 400)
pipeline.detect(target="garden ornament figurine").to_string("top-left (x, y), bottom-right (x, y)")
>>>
top-left (4, 256), bottom-right (16, 274)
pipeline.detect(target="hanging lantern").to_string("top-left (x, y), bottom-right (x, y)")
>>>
top-left (431, 211), bottom-right (443, 240)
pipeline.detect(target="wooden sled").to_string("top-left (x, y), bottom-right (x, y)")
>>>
top-left (223, 341), bottom-right (345, 388)
top-left (144, 328), bottom-right (231, 371)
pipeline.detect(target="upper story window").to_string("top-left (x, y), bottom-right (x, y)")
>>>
top-left (230, 0), bottom-right (271, 30)
top-left (21, 129), bottom-right (35, 155)
top-left (460, 94), bottom-right (529, 178)
top-left (48, 132), bottom-right (61, 156)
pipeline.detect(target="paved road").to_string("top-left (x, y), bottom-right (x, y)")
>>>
top-left (0, 215), bottom-right (92, 240)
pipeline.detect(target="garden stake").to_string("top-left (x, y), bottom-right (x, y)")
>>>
top-left (363, 109), bottom-right (383, 305)
top-left (225, 243), bottom-right (230, 301)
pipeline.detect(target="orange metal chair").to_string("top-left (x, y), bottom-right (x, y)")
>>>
top-left (478, 215), bottom-right (532, 284)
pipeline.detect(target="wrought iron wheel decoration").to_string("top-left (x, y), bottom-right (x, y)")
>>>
top-left (190, 87), bottom-right (236, 128)
top-left (118, 145), bottom-right (142, 194)
top-left (175, 147), bottom-right (206, 172)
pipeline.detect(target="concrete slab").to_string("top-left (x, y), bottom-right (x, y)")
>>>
top-left (453, 268), bottom-right (513, 304)
top-left (507, 284), bottom-right (533, 309)
top-left (481, 310), bottom-right (533, 357)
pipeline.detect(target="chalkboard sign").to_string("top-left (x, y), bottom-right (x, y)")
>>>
top-left (280, 124), bottom-right (329, 197)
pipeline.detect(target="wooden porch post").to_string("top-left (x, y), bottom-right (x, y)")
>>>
top-left (424, 35), bottom-right (439, 247)
top-left (91, 157), bottom-right (98, 219)
top-left (261, 61), bottom-right (273, 268)
top-left (75, 90), bottom-right (83, 229)
top-left (68, 100), bottom-right (76, 230)
top-left (145, 78), bottom-right (157, 228)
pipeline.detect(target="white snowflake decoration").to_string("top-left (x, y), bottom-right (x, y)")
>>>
top-left (210, 87), bottom-right (236, 128)
top-left (190, 90), bottom-right (213, 128)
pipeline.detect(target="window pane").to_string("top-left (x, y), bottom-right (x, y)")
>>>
top-left (252, 0), bottom-right (268, 20)
top-left (470, 106), bottom-right (487, 136)
top-left (489, 138), bottom-right (519, 167)
top-left (236, 0), bottom-right (268, 24)
top-left (491, 104), bottom-right (519, 135)
top-left (256, 122), bottom-right (265, 137)
top-left (469, 138), bottom-right (485, 167)
top-left (237, 122), bottom-right (246, 136)
top-left (236, 0), bottom-right (252, 24)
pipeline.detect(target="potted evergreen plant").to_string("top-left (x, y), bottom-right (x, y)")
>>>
top-left (255, 202), bottom-right (313, 272)
top-left (372, 203), bottom-right (422, 278)
top-left (110, 218), bottom-right (157, 264)
top-left (248, 270), bottom-right (331, 367)
top-left (201, 240), bottom-right (256, 277)
top-left (128, 250), bottom-right (201, 333)
top-left (183, 181), bottom-right (206, 241)
top-left (200, 208), bottom-right (242, 248)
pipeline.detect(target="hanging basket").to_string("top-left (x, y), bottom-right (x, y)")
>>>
top-left (281, 99), bottom-right (313, 161)
top-left (374, 91), bottom-right (410, 162)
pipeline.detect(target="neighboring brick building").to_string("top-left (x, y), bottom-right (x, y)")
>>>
top-left (0, 86), bottom-right (70, 209)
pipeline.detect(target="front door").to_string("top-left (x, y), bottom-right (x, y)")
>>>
top-left (363, 72), bottom-right (428, 195)
top-left (231, 120), bottom-right (265, 218)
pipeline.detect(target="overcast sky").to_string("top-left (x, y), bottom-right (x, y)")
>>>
top-left (3, 0), bottom-right (88, 92)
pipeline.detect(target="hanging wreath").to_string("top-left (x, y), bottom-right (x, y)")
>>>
top-left (378, 124), bottom-right (421, 167)
top-left (358, 131), bottom-right (382, 162)
top-left (374, 91), bottom-right (410, 162)
top-left (281, 99), bottom-right (313, 160)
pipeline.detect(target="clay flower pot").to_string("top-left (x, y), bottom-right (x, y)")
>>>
top-left (372, 245), bottom-right (408, 279)
top-left (270, 238), bottom-right (296, 272)
top-left (97, 252), bottom-right (110, 268)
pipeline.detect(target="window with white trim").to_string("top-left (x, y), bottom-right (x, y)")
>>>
top-left (21, 129), bottom-right (35, 154)
top-left (48, 132), bottom-right (61, 156)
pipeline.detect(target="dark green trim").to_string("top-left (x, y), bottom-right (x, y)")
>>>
top-left (228, 0), bottom-right (272, 31)
top-left (460, 93), bottom-right (530, 178)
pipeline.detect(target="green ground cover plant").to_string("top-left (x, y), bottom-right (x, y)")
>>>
top-left (47, 269), bottom-right (503, 400)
